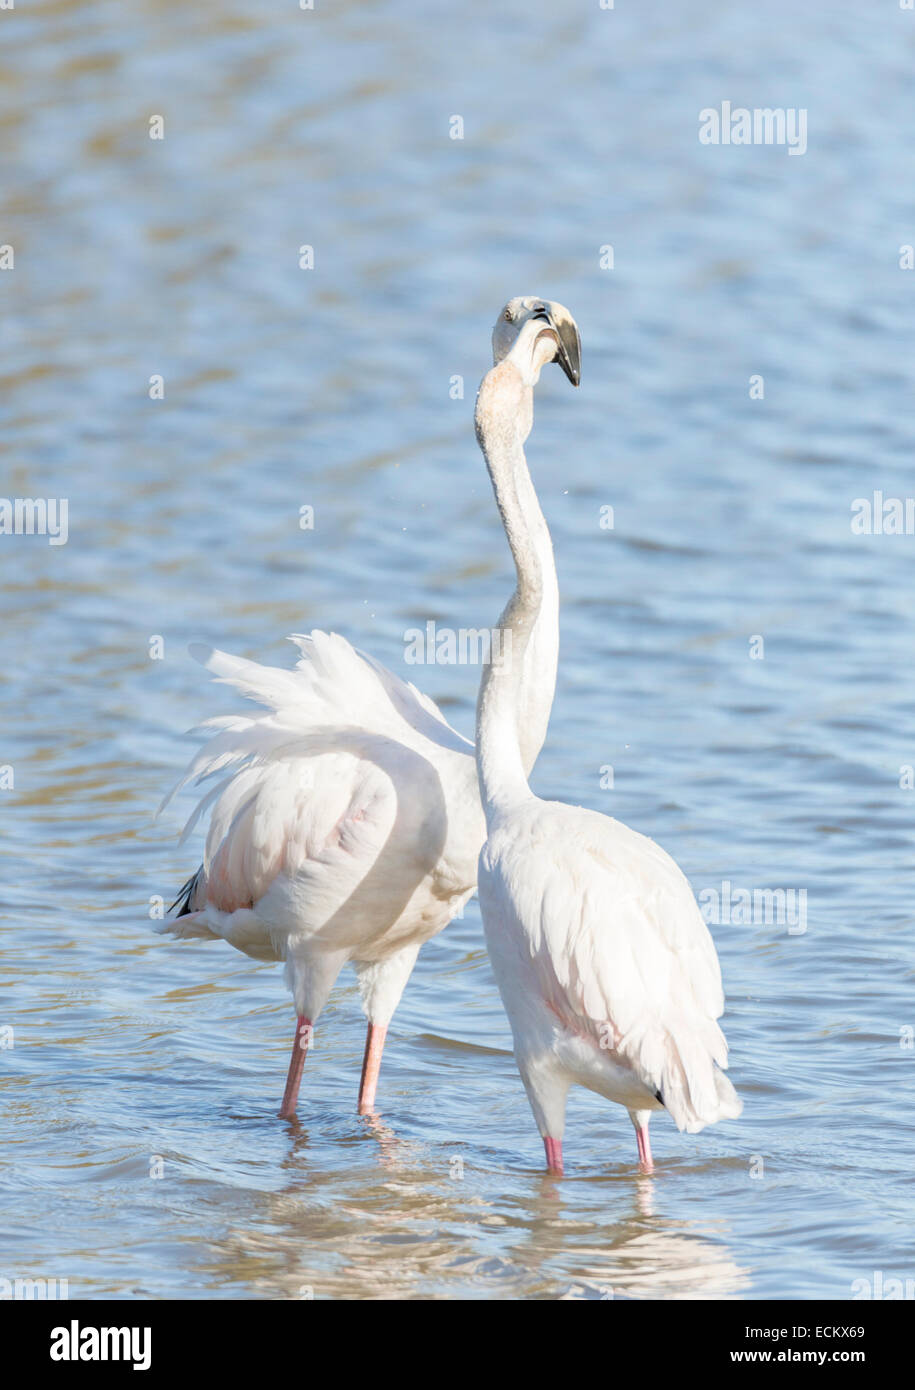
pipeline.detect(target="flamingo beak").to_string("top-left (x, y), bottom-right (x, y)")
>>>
top-left (533, 302), bottom-right (581, 387)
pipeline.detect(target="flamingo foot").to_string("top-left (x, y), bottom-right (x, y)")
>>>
top-left (543, 1136), bottom-right (564, 1174)
top-left (635, 1124), bottom-right (654, 1172)
top-left (357, 1022), bottom-right (387, 1114)
top-left (279, 1015), bottom-right (311, 1118)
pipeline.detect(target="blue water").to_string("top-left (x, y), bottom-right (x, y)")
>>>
top-left (2, 0), bottom-right (913, 1299)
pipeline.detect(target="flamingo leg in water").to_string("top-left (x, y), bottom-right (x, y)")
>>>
top-left (636, 1124), bottom-right (654, 1172)
top-left (279, 1015), bottom-right (311, 1118)
top-left (357, 1022), bottom-right (387, 1114)
top-left (543, 1136), bottom-right (564, 1174)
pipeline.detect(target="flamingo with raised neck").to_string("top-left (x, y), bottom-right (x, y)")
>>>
top-left (472, 313), bottom-right (741, 1174)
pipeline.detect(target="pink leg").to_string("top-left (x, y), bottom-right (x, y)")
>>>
top-left (635, 1123), bottom-right (654, 1172)
top-left (357, 1022), bottom-right (387, 1114)
top-left (279, 1015), bottom-right (311, 1119)
top-left (543, 1136), bottom-right (564, 1174)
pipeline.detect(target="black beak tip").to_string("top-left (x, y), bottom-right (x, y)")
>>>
top-left (561, 354), bottom-right (581, 388)
top-left (536, 305), bottom-right (581, 387)
top-left (554, 318), bottom-right (581, 389)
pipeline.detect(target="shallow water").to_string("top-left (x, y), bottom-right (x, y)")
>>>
top-left (2, 0), bottom-right (914, 1300)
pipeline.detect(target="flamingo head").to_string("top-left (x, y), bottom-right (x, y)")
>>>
top-left (491, 297), bottom-right (581, 387)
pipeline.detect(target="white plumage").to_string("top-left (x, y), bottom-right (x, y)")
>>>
top-left (162, 630), bottom-right (481, 970)
top-left (480, 804), bottom-right (742, 1145)
top-left (159, 629), bottom-right (487, 1115)
top-left (159, 297), bottom-right (577, 1118)
top-left (472, 309), bottom-right (741, 1172)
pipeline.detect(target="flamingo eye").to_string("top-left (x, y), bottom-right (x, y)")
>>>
top-left (504, 308), bottom-right (513, 322)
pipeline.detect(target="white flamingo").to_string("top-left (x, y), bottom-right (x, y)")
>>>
top-left (159, 297), bottom-right (581, 1119)
top-left (472, 318), bottom-right (742, 1174)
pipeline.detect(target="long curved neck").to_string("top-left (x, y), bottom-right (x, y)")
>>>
top-left (474, 364), bottom-right (556, 825)
top-left (513, 469), bottom-right (558, 779)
